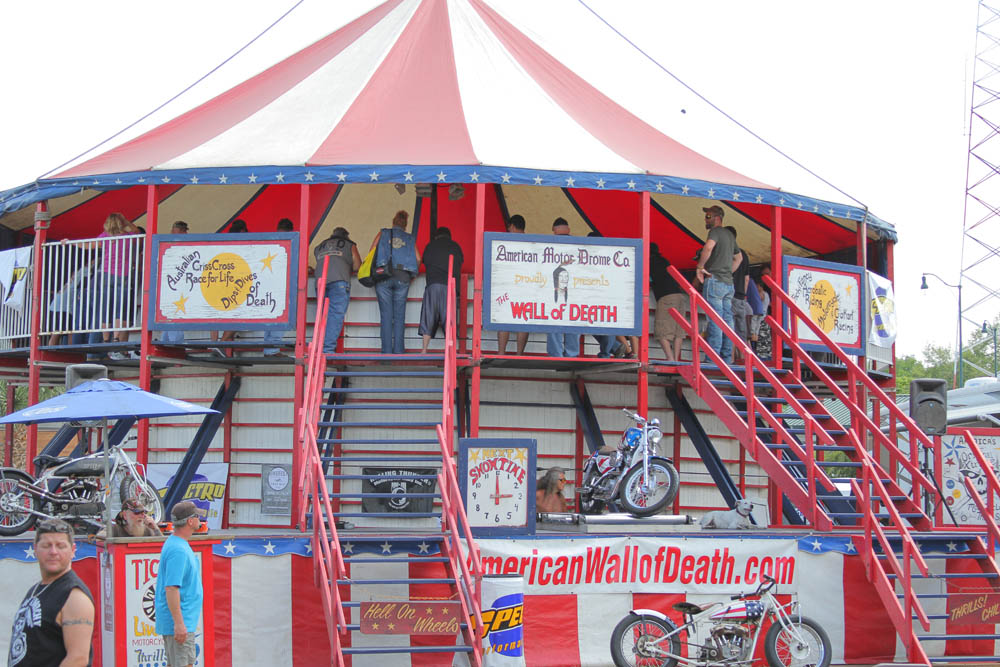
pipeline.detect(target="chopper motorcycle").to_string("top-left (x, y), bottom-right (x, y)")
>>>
top-left (577, 409), bottom-right (679, 517)
top-left (0, 443), bottom-right (164, 536)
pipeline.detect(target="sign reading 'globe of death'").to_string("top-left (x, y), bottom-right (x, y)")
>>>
top-left (149, 233), bottom-right (299, 330)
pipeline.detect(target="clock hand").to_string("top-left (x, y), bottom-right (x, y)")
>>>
top-left (495, 475), bottom-right (501, 506)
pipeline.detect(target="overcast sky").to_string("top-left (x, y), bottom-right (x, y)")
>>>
top-left (0, 1), bottom-right (981, 358)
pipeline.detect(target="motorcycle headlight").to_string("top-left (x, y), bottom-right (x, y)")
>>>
top-left (648, 427), bottom-right (662, 446)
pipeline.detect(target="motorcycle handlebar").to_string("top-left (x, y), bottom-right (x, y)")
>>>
top-left (621, 408), bottom-right (645, 423)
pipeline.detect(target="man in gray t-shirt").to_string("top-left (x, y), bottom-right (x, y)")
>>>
top-left (695, 206), bottom-right (742, 362)
top-left (314, 227), bottom-right (362, 353)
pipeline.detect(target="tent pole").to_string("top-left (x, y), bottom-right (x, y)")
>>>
top-left (136, 185), bottom-right (158, 467)
top-left (471, 183), bottom-right (485, 437)
top-left (769, 206), bottom-right (783, 365)
top-left (26, 201), bottom-right (49, 475)
top-left (102, 418), bottom-right (111, 531)
top-left (638, 191), bottom-right (650, 416)
top-left (291, 184), bottom-right (311, 527)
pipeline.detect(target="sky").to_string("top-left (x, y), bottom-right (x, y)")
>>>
top-left (0, 0), bottom-right (983, 358)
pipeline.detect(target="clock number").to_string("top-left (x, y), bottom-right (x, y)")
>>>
top-left (475, 504), bottom-right (480, 512)
top-left (518, 492), bottom-right (523, 500)
top-left (495, 514), bottom-right (501, 523)
top-left (507, 511), bottom-right (512, 520)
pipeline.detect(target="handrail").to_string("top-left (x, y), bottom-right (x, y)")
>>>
top-left (762, 274), bottom-right (939, 500)
top-left (437, 259), bottom-right (484, 665)
top-left (960, 429), bottom-right (1000, 559)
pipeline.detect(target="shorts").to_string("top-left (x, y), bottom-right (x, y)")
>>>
top-left (418, 282), bottom-right (448, 338)
top-left (163, 633), bottom-right (197, 666)
top-left (654, 293), bottom-right (687, 341)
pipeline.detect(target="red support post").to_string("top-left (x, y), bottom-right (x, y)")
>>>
top-left (26, 201), bottom-right (49, 474)
top-left (136, 185), bottom-right (158, 466)
top-left (291, 184), bottom-right (311, 528)
top-left (769, 206), bottom-right (783, 365)
top-left (856, 215), bottom-right (868, 457)
top-left (638, 191), bottom-right (650, 415)
top-left (470, 183), bottom-right (485, 437)
top-left (4, 383), bottom-right (14, 466)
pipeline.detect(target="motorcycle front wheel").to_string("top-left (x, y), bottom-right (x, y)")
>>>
top-left (578, 468), bottom-right (606, 515)
top-left (764, 615), bottom-right (832, 667)
top-left (0, 470), bottom-right (40, 536)
top-left (618, 459), bottom-right (679, 518)
top-left (119, 476), bottom-right (165, 524)
top-left (610, 613), bottom-right (680, 667)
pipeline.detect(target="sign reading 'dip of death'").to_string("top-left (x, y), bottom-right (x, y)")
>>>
top-left (483, 233), bottom-right (642, 335)
top-left (149, 233), bottom-right (299, 330)
top-left (782, 256), bottom-right (865, 356)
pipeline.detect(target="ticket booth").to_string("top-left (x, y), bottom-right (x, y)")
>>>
top-left (97, 536), bottom-right (218, 667)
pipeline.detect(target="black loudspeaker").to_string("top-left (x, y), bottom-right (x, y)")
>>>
top-left (909, 378), bottom-right (948, 435)
top-left (65, 364), bottom-right (108, 391)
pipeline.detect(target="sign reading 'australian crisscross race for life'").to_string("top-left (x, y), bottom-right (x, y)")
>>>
top-left (483, 233), bottom-right (643, 336)
top-left (149, 233), bottom-right (299, 330)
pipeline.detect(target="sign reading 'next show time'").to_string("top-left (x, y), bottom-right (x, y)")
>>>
top-left (483, 233), bottom-right (642, 336)
top-left (149, 233), bottom-right (299, 330)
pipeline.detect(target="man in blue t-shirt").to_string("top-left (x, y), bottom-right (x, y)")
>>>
top-left (155, 501), bottom-right (203, 667)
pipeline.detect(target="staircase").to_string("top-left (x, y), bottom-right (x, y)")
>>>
top-left (666, 266), bottom-right (1000, 663)
top-left (298, 262), bottom-right (483, 666)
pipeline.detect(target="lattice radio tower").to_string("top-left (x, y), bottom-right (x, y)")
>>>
top-left (960, 1), bottom-right (1000, 380)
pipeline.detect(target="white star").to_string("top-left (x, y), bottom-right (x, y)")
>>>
top-left (93, 179), bottom-right (100, 185)
top-left (755, 194), bottom-right (763, 203)
top-left (707, 188), bottom-right (715, 198)
top-left (437, 171), bottom-right (447, 182)
top-left (469, 171), bottom-right (479, 182)
top-left (779, 197), bottom-right (786, 206)
top-left (813, 204), bottom-right (819, 212)
top-left (810, 539), bottom-right (823, 552)
top-left (224, 541), bottom-right (236, 555)
top-left (304, 171), bottom-right (314, 182)
top-left (565, 176), bottom-right (575, 187)
top-left (796, 201), bottom-right (803, 209)
top-left (681, 185), bottom-right (690, 195)
top-left (828, 208), bottom-right (835, 215)
top-left (404, 171), bottom-right (414, 182)
top-left (337, 172), bottom-right (347, 182)
top-left (380, 541), bottom-right (393, 554)
top-left (655, 182), bottom-right (664, 192)
top-left (732, 191), bottom-right (740, 200)
top-left (305, 541), bottom-right (313, 554)
top-left (218, 174), bottom-right (228, 184)
top-left (72, 181), bottom-right (80, 186)
top-left (501, 173), bottom-right (511, 184)
top-left (946, 541), bottom-right (959, 552)
top-left (190, 175), bottom-right (199, 184)
top-left (115, 178), bottom-right (122, 185)
top-left (596, 178), bottom-right (606, 188)
top-left (844, 210), bottom-right (852, 219)
top-left (533, 175), bottom-right (543, 185)
top-left (275, 172), bottom-right (285, 182)
top-left (342, 542), bottom-right (354, 554)
top-left (248, 173), bottom-right (258, 183)
top-left (845, 540), bottom-right (856, 553)
top-left (161, 176), bottom-right (171, 183)
top-left (23, 545), bottom-right (35, 560)
top-left (626, 179), bottom-right (636, 190)
top-left (137, 177), bottom-right (145, 184)
top-left (263, 541), bottom-right (276, 554)
top-left (417, 541), bottom-right (431, 554)
top-left (369, 171), bottom-right (379, 182)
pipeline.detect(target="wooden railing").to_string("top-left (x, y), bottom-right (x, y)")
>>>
top-left (437, 259), bottom-right (484, 666)
top-left (960, 429), bottom-right (1000, 559)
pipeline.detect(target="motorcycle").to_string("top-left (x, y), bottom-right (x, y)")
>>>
top-left (0, 443), bottom-right (164, 536)
top-left (578, 409), bottom-right (679, 517)
top-left (609, 574), bottom-right (831, 667)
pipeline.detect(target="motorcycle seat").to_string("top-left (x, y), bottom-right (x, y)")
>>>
top-left (52, 457), bottom-right (106, 477)
top-left (33, 454), bottom-right (69, 469)
top-left (672, 602), bottom-right (706, 616)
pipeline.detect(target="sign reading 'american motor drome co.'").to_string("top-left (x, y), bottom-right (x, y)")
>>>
top-left (483, 233), bottom-right (642, 336)
top-left (149, 233), bottom-right (299, 330)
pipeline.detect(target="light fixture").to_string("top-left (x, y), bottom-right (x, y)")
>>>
top-left (920, 275), bottom-right (928, 290)
top-left (448, 183), bottom-right (466, 201)
top-left (394, 183), bottom-right (406, 195)
top-left (415, 183), bottom-right (433, 198)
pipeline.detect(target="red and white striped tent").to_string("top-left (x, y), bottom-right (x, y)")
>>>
top-left (0, 0), bottom-right (893, 267)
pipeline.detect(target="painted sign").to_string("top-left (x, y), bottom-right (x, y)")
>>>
top-left (483, 233), bottom-right (642, 335)
top-left (361, 467), bottom-right (437, 514)
top-left (783, 256), bottom-right (865, 355)
top-left (149, 233), bottom-right (298, 330)
top-left (941, 432), bottom-right (1000, 525)
top-left (948, 592), bottom-right (1000, 627)
top-left (147, 463), bottom-right (229, 530)
top-left (261, 464), bottom-right (292, 516)
top-left (359, 601), bottom-right (460, 634)
top-left (867, 271), bottom-right (897, 347)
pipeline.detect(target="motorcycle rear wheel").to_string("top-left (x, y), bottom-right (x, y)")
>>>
top-left (764, 615), bottom-right (831, 667)
top-left (578, 469), bottom-right (606, 514)
top-left (610, 613), bottom-right (680, 667)
top-left (618, 460), bottom-right (679, 517)
top-left (119, 476), bottom-right (165, 524)
top-left (0, 470), bottom-right (40, 536)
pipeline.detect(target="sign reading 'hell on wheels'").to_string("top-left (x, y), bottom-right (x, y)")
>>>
top-left (149, 233), bottom-right (299, 330)
top-left (360, 601), bottom-right (461, 634)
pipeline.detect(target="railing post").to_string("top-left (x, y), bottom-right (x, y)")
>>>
top-left (769, 206), bottom-right (783, 364)
top-left (136, 186), bottom-right (157, 466)
top-left (26, 202), bottom-right (48, 474)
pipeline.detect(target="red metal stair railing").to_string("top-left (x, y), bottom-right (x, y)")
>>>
top-left (960, 429), bottom-right (1000, 561)
top-left (437, 260), bottom-right (485, 667)
top-left (295, 260), bottom-right (349, 667)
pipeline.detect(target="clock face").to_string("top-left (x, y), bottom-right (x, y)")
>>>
top-left (459, 440), bottom-right (536, 536)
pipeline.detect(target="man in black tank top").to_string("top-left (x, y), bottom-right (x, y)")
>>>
top-left (8, 519), bottom-right (94, 666)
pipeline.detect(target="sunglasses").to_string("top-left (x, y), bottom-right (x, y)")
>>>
top-left (127, 507), bottom-right (147, 515)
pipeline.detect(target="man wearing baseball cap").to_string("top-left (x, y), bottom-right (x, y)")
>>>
top-left (695, 206), bottom-right (742, 362)
top-left (314, 225), bottom-right (361, 354)
top-left (155, 501), bottom-right (203, 667)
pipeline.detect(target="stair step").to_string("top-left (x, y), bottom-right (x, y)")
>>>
top-left (344, 556), bottom-right (449, 564)
top-left (324, 387), bottom-right (440, 394)
top-left (324, 354), bottom-right (445, 361)
top-left (336, 535), bottom-right (444, 542)
top-left (736, 410), bottom-right (833, 421)
top-left (343, 646), bottom-right (473, 655)
top-left (827, 512), bottom-right (926, 519)
top-left (325, 474), bottom-right (440, 480)
top-left (320, 403), bottom-right (441, 410)
top-left (319, 438), bottom-right (440, 444)
top-left (816, 494), bottom-right (907, 501)
top-left (919, 553), bottom-right (988, 559)
top-left (334, 512), bottom-right (440, 518)
top-left (888, 572), bottom-right (998, 580)
top-left (929, 656), bottom-right (1000, 663)
top-left (321, 455), bottom-right (443, 463)
top-left (722, 395), bottom-right (817, 405)
top-left (328, 492), bottom-right (440, 498)
top-left (710, 379), bottom-right (804, 390)
top-left (325, 370), bottom-right (443, 377)
top-left (318, 421), bottom-right (439, 428)
top-left (343, 623), bottom-right (469, 632)
top-left (765, 443), bottom-right (855, 452)
top-left (782, 460), bottom-right (861, 468)
top-left (338, 577), bottom-right (456, 585)
top-left (757, 427), bottom-right (848, 436)
top-left (920, 634), bottom-right (1000, 641)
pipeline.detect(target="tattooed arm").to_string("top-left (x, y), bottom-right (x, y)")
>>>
top-left (58, 587), bottom-right (94, 667)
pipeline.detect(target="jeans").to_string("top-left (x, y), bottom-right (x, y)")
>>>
top-left (320, 281), bottom-right (351, 353)
top-left (375, 277), bottom-right (410, 353)
top-left (732, 297), bottom-right (751, 344)
top-left (546, 332), bottom-right (580, 358)
top-left (703, 276), bottom-right (735, 361)
top-left (162, 329), bottom-right (186, 344)
top-left (594, 334), bottom-right (620, 358)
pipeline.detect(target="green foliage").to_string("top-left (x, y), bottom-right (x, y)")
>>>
top-left (894, 314), bottom-right (1000, 393)
top-left (0, 382), bottom-right (62, 414)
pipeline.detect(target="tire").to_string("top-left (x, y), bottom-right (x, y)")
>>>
top-left (610, 613), bottom-right (680, 667)
top-left (578, 468), bottom-right (606, 515)
top-left (764, 615), bottom-right (832, 667)
top-left (0, 470), bottom-right (40, 536)
top-left (119, 475), bottom-right (165, 524)
top-left (618, 459), bottom-right (679, 518)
